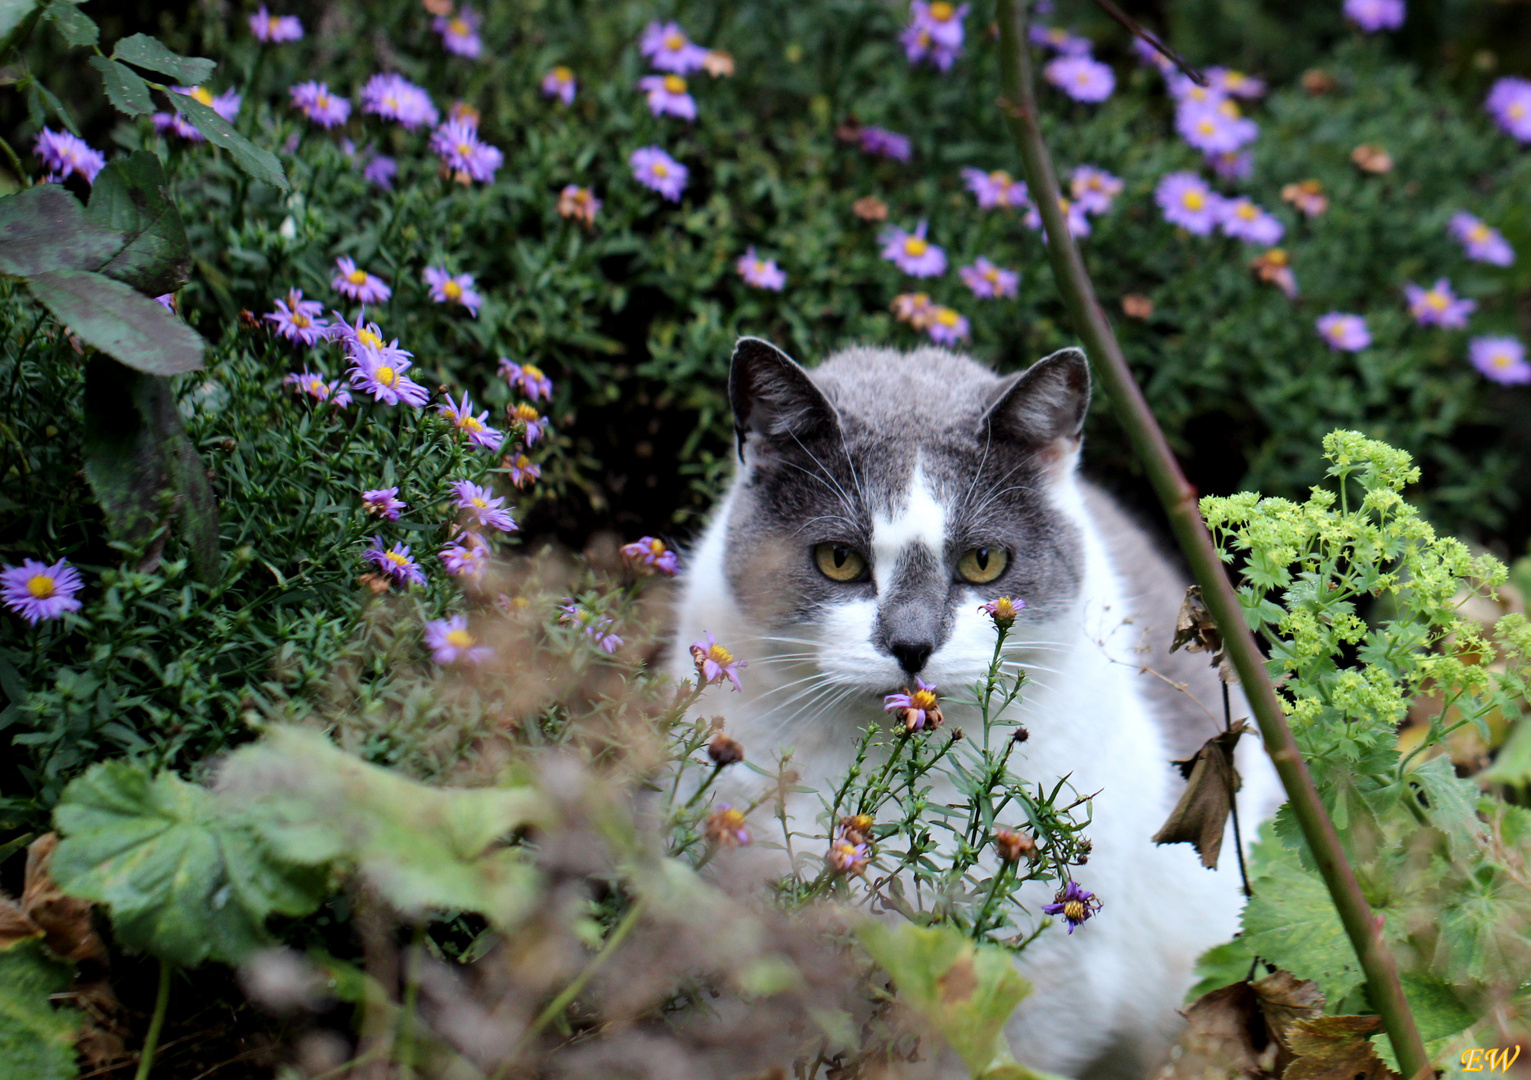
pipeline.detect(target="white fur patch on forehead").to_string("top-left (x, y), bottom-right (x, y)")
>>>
top-left (870, 458), bottom-right (946, 593)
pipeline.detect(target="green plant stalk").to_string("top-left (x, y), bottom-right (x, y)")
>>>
top-left (992, 3), bottom-right (1429, 1077)
top-left (133, 958), bottom-right (172, 1080)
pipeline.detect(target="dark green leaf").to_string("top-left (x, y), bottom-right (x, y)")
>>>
top-left (40, 0), bottom-right (92, 47)
top-left (31, 79), bottom-right (79, 135)
top-left (0, 0), bottom-right (41, 46)
top-left (111, 33), bottom-right (215, 85)
top-left (81, 356), bottom-right (220, 584)
top-left (87, 55), bottom-right (153, 117)
top-left (0, 940), bottom-right (80, 1080)
top-left (166, 91), bottom-right (289, 191)
top-left (85, 150), bottom-right (191, 297)
top-left (26, 269), bottom-right (204, 375)
top-left (1407, 756), bottom-right (1483, 858)
top-left (0, 185), bottom-right (120, 279)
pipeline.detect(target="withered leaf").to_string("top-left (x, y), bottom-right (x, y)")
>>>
top-left (0, 892), bottom-right (43, 948)
top-left (23, 832), bottom-right (106, 965)
top-left (1252, 970), bottom-right (1325, 1074)
top-left (1172, 585), bottom-right (1239, 684)
top-left (1155, 981), bottom-right (1267, 1080)
top-left (1153, 721), bottom-right (1250, 868)
top-left (936, 955), bottom-right (978, 1005)
top-left (1282, 1015), bottom-right (1397, 1080)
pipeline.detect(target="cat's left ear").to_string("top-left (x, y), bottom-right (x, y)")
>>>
top-left (980, 347), bottom-right (1091, 452)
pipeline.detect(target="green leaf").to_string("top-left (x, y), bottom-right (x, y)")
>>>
top-left (1407, 756), bottom-right (1483, 858)
top-left (0, 940), bottom-right (78, 1080)
top-left (31, 79), bottom-right (78, 135)
top-left (81, 357), bottom-right (220, 585)
top-left (0, 185), bottom-right (120, 279)
top-left (26, 269), bottom-right (204, 375)
top-left (40, 0), bottom-right (92, 47)
top-left (166, 91), bottom-right (289, 191)
top-left (0, 0), bottom-right (40, 45)
top-left (50, 760), bottom-right (324, 968)
top-left (1187, 937), bottom-right (1259, 1002)
top-left (1480, 718), bottom-right (1531, 787)
top-left (111, 33), bottom-right (215, 85)
top-left (87, 56), bottom-right (153, 117)
top-left (85, 150), bottom-right (191, 297)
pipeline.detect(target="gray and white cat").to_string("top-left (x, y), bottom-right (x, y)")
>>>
top-left (668, 338), bottom-right (1282, 1078)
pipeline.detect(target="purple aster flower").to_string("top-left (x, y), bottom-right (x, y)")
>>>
top-left (1218, 197), bottom-right (1284, 245)
top-left (901, 1), bottom-right (969, 71)
top-left (1165, 74), bottom-right (1228, 108)
top-left (1343, 0), bottom-right (1405, 32)
top-left (826, 837), bottom-right (870, 874)
top-left (265, 288), bottom-right (329, 345)
top-left (690, 631), bottom-right (747, 691)
top-left (630, 146), bottom-right (688, 202)
top-left (1042, 880), bottom-right (1102, 933)
top-left (1030, 25), bottom-right (1093, 55)
top-left (1155, 172), bottom-right (1222, 235)
top-left (290, 82), bottom-right (351, 127)
top-left (331, 311), bottom-right (402, 358)
top-left (978, 596), bottom-right (1026, 628)
top-left (439, 392), bottom-right (504, 451)
top-left (1206, 67), bottom-right (1266, 98)
top-left (1132, 35), bottom-right (1177, 75)
top-left (1405, 279), bottom-right (1475, 329)
top-left (879, 221), bottom-right (947, 277)
top-left (250, 6), bottom-right (302, 42)
top-left (430, 120), bottom-right (503, 183)
top-left (505, 450), bottom-right (541, 489)
top-left (1209, 150), bottom-right (1254, 182)
top-left (153, 87), bottom-right (241, 141)
top-left (1, 557), bottom-right (83, 624)
top-left (425, 615), bottom-right (493, 666)
top-left (1469, 336), bottom-right (1531, 385)
top-left (1024, 195), bottom-right (1092, 239)
top-left (363, 537), bottom-right (426, 588)
top-left (362, 487), bottom-right (407, 521)
top-left (423, 267), bottom-right (482, 316)
top-left (332, 257), bottom-right (391, 304)
top-left (1487, 77), bottom-right (1531, 143)
top-left (1044, 54), bottom-right (1115, 103)
top-left (439, 537), bottom-right (489, 579)
top-left (1177, 99), bottom-right (1259, 154)
top-left (1449, 213), bottom-right (1514, 266)
top-left (883, 677), bottom-right (942, 731)
top-left (859, 126), bottom-right (912, 162)
top-left (508, 403), bottom-right (548, 445)
top-left (348, 346), bottom-right (429, 408)
top-left (558, 598), bottom-right (623, 652)
top-left (449, 480), bottom-right (517, 533)
top-left (960, 257), bottom-right (1019, 299)
top-left (1316, 313), bottom-right (1371, 352)
top-left (705, 804), bottom-right (752, 847)
top-left (284, 370), bottom-right (352, 408)
top-left (962, 167), bottom-right (1028, 210)
top-left (639, 74), bottom-right (697, 120)
top-left (360, 73), bottom-right (438, 130)
top-left (34, 128), bottom-right (105, 184)
top-left (621, 536), bottom-right (680, 576)
top-left (639, 21), bottom-right (710, 74)
top-left (542, 66), bottom-right (576, 105)
top-left (737, 247), bottom-right (787, 291)
top-left (433, 8), bottom-right (482, 58)
top-left (926, 307), bottom-right (970, 345)
top-left (1069, 165), bottom-right (1122, 215)
top-left (557, 185), bottom-right (601, 226)
top-left (363, 155), bottom-right (397, 189)
top-left (499, 359), bottom-right (554, 402)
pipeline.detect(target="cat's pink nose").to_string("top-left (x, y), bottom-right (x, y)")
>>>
top-left (890, 640), bottom-right (933, 675)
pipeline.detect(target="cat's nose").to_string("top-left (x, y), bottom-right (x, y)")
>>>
top-left (889, 640), bottom-right (934, 675)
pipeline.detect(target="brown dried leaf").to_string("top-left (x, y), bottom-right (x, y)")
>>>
top-left (0, 892), bottom-right (43, 948)
top-left (1282, 1015), bottom-right (1397, 1080)
top-left (1152, 721), bottom-right (1250, 868)
top-left (1155, 982), bottom-right (1267, 1080)
top-left (24, 832), bottom-right (106, 965)
top-left (1252, 970), bottom-right (1325, 1073)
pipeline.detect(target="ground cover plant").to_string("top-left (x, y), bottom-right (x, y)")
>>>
top-left (0, 0), bottom-right (1529, 1076)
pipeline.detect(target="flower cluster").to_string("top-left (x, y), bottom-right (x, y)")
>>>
top-left (360, 73), bottom-right (438, 129)
top-left (433, 6), bottom-right (482, 58)
top-left (736, 248), bottom-right (786, 291)
top-left (559, 597), bottom-right (624, 653)
top-left (1344, 0), bottom-right (1405, 33)
top-left (1487, 77), bottom-right (1531, 143)
top-left (35, 128), bottom-right (105, 184)
top-left (430, 114), bottom-right (503, 184)
top-left (826, 814), bottom-right (873, 875)
top-left (249, 6), bottom-right (302, 43)
top-left (900, 1), bottom-right (968, 71)
top-left (291, 82), bottom-right (350, 128)
top-left (425, 614), bottom-right (493, 666)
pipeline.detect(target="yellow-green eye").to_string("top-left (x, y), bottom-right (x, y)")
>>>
top-left (814, 543), bottom-right (868, 582)
top-left (957, 547), bottom-right (1008, 584)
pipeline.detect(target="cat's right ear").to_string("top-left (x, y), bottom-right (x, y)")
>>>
top-left (980, 347), bottom-right (1092, 450)
top-left (729, 337), bottom-right (840, 461)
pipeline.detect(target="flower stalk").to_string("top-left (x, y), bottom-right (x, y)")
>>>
top-left (993, 3), bottom-right (1428, 1076)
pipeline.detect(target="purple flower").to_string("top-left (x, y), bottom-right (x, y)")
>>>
top-left (362, 487), bottom-right (407, 521)
top-left (363, 537), bottom-right (426, 588)
top-left (1487, 77), bottom-right (1531, 142)
top-left (1155, 172), bottom-right (1222, 235)
top-left (557, 598), bottom-right (624, 653)
top-left (1176, 99), bottom-right (1258, 154)
top-left (290, 82), bottom-right (350, 127)
top-left (737, 247), bottom-right (786, 291)
top-left (450, 480), bottom-right (517, 533)
top-left (153, 87), bottom-right (241, 141)
top-left (425, 615), bottom-right (493, 665)
top-left (1206, 67), bottom-right (1266, 98)
top-left (1042, 880), bottom-right (1101, 933)
top-left (1132, 35), bottom-right (1177, 75)
top-left (959, 257), bottom-right (1019, 300)
top-left (499, 359), bottom-right (553, 402)
top-left (1044, 55), bottom-right (1115, 103)
top-left (1218, 197), bottom-right (1284, 246)
top-left (859, 126), bottom-right (912, 162)
top-left (901, 1), bottom-right (969, 71)
top-left (639, 74), bottom-right (697, 120)
top-left (360, 73), bottom-right (438, 130)
top-left (690, 631), bottom-right (747, 691)
top-left (331, 311), bottom-right (404, 361)
top-left (1405, 279), bottom-right (1475, 329)
top-left (423, 267), bottom-right (482, 316)
top-left (926, 307), bottom-right (970, 345)
top-left (557, 185), bottom-right (601, 226)
top-left (34, 128), bottom-right (104, 184)
top-left (348, 346), bottom-right (429, 408)
top-left (630, 146), bottom-right (688, 202)
top-left (1449, 213), bottom-right (1514, 266)
top-left (265, 288), bottom-right (329, 345)
top-left (826, 837), bottom-right (870, 874)
top-left (363, 155), bottom-right (397, 189)
top-left (439, 537), bottom-right (489, 579)
top-left (505, 450), bottom-right (541, 489)
top-left (962, 167), bottom-right (1028, 210)
top-left (2, 558), bottom-right (83, 624)
top-left (434, 8), bottom-right (482, 58)
top-left (1069, 165), bottom-right (1122, 215)
top-left (508, 403), bottom-right (549, 445)
top-left (883, 677), bottom-right (942, 731)
top-left (978, 596), bottom-right (1026, 628)
top-left (1024, 195), bottom-right (1092, 239)
top-left (1030, 25), bottom-right (1093, 55)
top-left (1317, 313), bottom-right (1371, 352)
top-left (1343, 0), bottom-right (1405, 32)
top-left (542, 66), bottom-right (576, 105)
top-left (706, 804), bottom-right (752, 846)
top-left (639, 21), bottom-right (710, 74)
top-left (250, 6), bottom-right (302, 42)
top-left (621, 537), bottom-right (679, 576)
top-left (880, 221), bottom-right (947, 277)
top-left (1469, 336), bottom-right (1531, 385)
top-left (439, 392), bottom-right (503, 451)
top-left (430, 120), bottom-right (503, 183)
top-left (332, 257), bottom-right (391, 304)
top-left (284, 370), bottom-right (352, 408)
top-left (1209, 150), bottom-right (1254, 182)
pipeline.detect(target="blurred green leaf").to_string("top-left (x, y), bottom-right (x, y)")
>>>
top-left (39, 0), bottom-right (91, 47)
top-left (86, 150), bottom-right (191, 297)
top-left (87, 55), bottom-right (153, 117)
top-left (26, 269), bottom-right (203, 374)
top-left (112, 33), bottom-right (215, 85)
top-left (0, 940), bottom-right (77, 1080)
top-left (0, 185), bottom-right (119, 279)
top-left (1407, 756), bottom-right (1483, 858)
top-left (0, 0), bottom-right (40, 46)
top-left (1481, 720), bottom-right (1531, 787)
top-left (166, 91), bottom-right (289, 191)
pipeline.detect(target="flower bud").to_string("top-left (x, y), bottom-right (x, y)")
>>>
top-left (707, 733), bottom-right (744, 766)
top-left (993, 827), bottom-right (1038, 864)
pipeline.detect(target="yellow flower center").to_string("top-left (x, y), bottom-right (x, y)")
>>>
top-left (265, 16), bottom-right (281, 33)
top-left (456, 141), bottom-right (472, 156)
top-left (471, 497), bottom-right (488, 509)
top-left (443, 279), bottom-right (463, 300)
top-left (1236, 202), bottom-right (1257, 220)
top-left (989, 169), bottom-right (1011, 186)
top-left (1075, 70), bottom-right (1091, 84)
top-left (1266, 248), bottom-right (1289, 265)
top-left (358, 327), bottom-right (382, 349)
top-left (553, 66), bottom-right (572, 82)
top-left (1218, 100), bottom-right (1242, 119)
top-left (26, 574), bottom-right (54, 599)
top-left (446, 628), bottom-right (474, 648)
top-left (663, 75), bottom-right (687, 94)
top-left (1424, 290), bottom-right (1448, 311)
top-left (375, 365), bottom-right (397, 387)
top-left (1182, 190), bottom-right (1205, 211)
top-left (652, 162), bottom-right (669, 177)
top-left (449, 17), bottom-right (469, 34)
top-left (983, 268), bottom-right (999, 283)
top-left (707, 643), bottom-right (734, 665)
top-left (514, 405), bottom-right (538, 422)
top-left (1226, 71), bottom-right (1247, 88)
top-left (1510, 103), bottom-right (1526, 119)
top-left (935, 308), bottom-right (959, 327)
top-left (1186, 86), bottom-right (1210, 102)
top-left (1491, 352), bottom-right (1512, 369)
top-left (522, 363), bottom-right (544, 380)
top-left (191, 87), bottom-right (214, 106)
top-left (1327, 324), bottom-right (1347, 341)
top-left (903, 237), bottom-right (928, 256)
top-left (1469, 224), bottom-right (1490, 242)
top-left (648, 538), bottom-right (665, 554)
top-left (664, 32), bottom-right (685, 50)
top-left (347, 268), bottom-right (368, 285)
top-left (991, 597), bottom-right (1017, 619)
top-left (1063, 900), bottom-right (1086, 922)
top-left (516, 455), bottom-right (532, 469)
top-left (1197, 119), bottom-right (1216, 136)
top-left (309, 380), bottom-right (328, 397)
top-left (912, 689), bottom-right (938, 710)
top-left (316, 94), bottom-right (330, 108)
top-left (291, 312), bottom-right (310, 327)
top-left (459, 415), bottom-right (483, 433)
top-left (384, 551), bottom-right (408, 567)
top-left (716, 807), bottom-right (746, 830)
top-left (930, 1), bottom-right (955, 19)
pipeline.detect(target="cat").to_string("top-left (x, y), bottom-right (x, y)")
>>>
top-left (667, 337), bottom-right (1283, 1079)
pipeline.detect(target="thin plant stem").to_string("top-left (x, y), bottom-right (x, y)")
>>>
top-left (1223, 681), bottom-right (1251, 898)
top-left (133, 958), bottom-right (172, 1080)
top-left (993, 5), bottom-right (1429, 1077)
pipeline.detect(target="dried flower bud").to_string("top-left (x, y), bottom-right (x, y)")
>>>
top-left (1121, 294), bottom-right (1154, 320)
top-left (1280, 179), bottom-right (1328, 219)
top-left (1350, 143), bottom-right (1393, 174)
top-left (239, 309), bottom-right (260, 330)
top-left (993, 827), bottom-right (1039, 864)
top-left (839, 814), bottom-right (874, 845)
top-left (422, 0), bottom-right (452, 14)
top-left (853, 195), bottom-right (889, 221)
top-left (707, 733), bottom-right (744, 766)
top-left (1011, 726), bottom-right (1030, 744)
top-left (1300, 68), bottom-right (1336, 95)
top-left (780, 769), bottom-right (801, 785)
top-left (703, 49), bottom-right (735, 77)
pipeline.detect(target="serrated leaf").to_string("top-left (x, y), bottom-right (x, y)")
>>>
top-left (1407, 756), bottom-right (1483, 858)
top-left (111, 33), bottom-right (215, 85)
top-left (51, 760), bottom-right (324, 968)
top-left (0, 940), bottom-right (78, 1080)
top-left (166, 91), bottom-right (289, 191)
top-left (85, 150), bottom-right (191, 296)
top-left (87, 56), bottom-right (153, 117)
top-left (0, 185), bottom-right (121, 279)
top-left (27, 269), bottom-right (204, 375)
top-left (40, 0), bottom-right (92, 47)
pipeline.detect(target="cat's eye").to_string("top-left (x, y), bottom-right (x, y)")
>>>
top-left (957, 547), bottom-right (1009, 584)
top-left (813, 543), bottom-right (869, 583)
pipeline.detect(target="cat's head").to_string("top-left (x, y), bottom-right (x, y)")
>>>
top-left (722, 337), bottom-right (1090, 694)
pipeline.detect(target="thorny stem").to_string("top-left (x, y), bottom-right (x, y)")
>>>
top-left (133, 958), bottom-right (172, 1080)
top-left (994, 5), bottom-right (1429, 1077)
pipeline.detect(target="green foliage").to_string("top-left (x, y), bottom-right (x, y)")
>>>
top-left (0, 939), bottom-right (78, 1080)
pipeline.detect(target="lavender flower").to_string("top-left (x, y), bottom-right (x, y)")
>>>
top-left (1043, 880), bottom-right (1102, 933)
top-left (505, 451), bottom-right (541, 488)
top-left (332, 257), bottom-right (391, 304)
top-left (425, 615), bottom-right (493, 665)
top-left (1155, 172), bottom-right (1221, 235)
top-left (347, 347), bottom-right (429, 408)
top-left (1069, 165), bottom-right (1123, 215)
top-left (363, 156), bottom-right (397, 189)
top-left (1218, 197), bottom-right (1284, 246)
top-left (423, 267), bottom-right (482, 316)
top-left (284, 370), bottom-right (352, 408)
top-left (859, 126), bottom-right (913, 162)
top-left (153, 87), bottom-right (241, 141)
top-left (891, 291), bottom-right (936, 330)
top-left (1449, 213), bottom-right (1514, 266)
top-left (1316, 313), bottom-right (1372, 352)
top-left (630, 146), bottom-right (688, 202)
top-left (737, 248), bottom-right (786, 290)
top-left (1206, 67), bottom-right (1266, 98)
top-left (621, 536), bottom-right (680, 576)
top-left (879, 221), bottom-right (947, 277)
top-left (979, 596), bottom-right (1026, 628)
top-left (1405, 279), bottom-right (1475, 329)
top-left (1486, 77), bottom-right (1531, 142)
top-left (1131, 35), bottom-right (1176, 75)
top-left (1209, 150), bottom-right (1254, 182)
top-left (362, 487), bottom-right (407, 521)
top-left (450, 480), bottom-right (517, 533)
top-left (1176, 99), bottom-right (1258, 154)
top-left (542, 66), bottom-right (576, 105)
top-left (265, 289), bottom-right (329, 345)
top-left (360, 73), bottom-right (438, 130)
top-left (901, 1), bottom-right (969, 71)
top-left (639, 74), bottom-right (697, 120)
top-left (826, 837), bottom-right (870, 875)
top-left (557, 185), bottom-right (601, 226)
top-left (1030, 25), bottom-right (1093, 55)
top-left (508, 403), bottom-right (549, 445)
top-left (499, 360), bottom-right (554, 402)
top-left (690, 631), bottom-right (747, 691)
top-left (557, 598), bottom-right (623, 653)
top-left (430, 120), bottom-right (503, 183)
top-left (1044, 55), bottom-right (1115, 103)
top-left (883, 677), bottom-right (942, 731)
top-left (440, 538), bottom-right (489, 579)
top-left (34, 128), bottom-right (105, 184)
top-left (962, 167), bottom-right (1028, 210)
top-left (439, 392), bottom-right (503, 451)
top-left (154, 294), bottom-right (175, 311)
top-left (959, 257), bottom-right (1019, 300)
top-left (639, 21), bottom-right (709, 74)
top-left (1024, 195), bottom-right (1092, 239)
top-left (434, 8), bottom-right (482, 58)
top-left (1, 558), bottom-right (83, 624)
top-left (1469, 336), bottom-right (1530, 385)
top-left (363, 537), bottom-right (426, 588)
top-left (250, 6), bottom-right (302, 42)
top-left (1343, 0), bottom-right (1405, 32)
top-left (290, 82), bottom-right (350, 127)
top-left (926, 307), bottom-right (970, 345)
